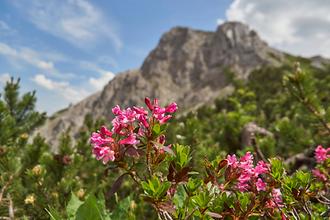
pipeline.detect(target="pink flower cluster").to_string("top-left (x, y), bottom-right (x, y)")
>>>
top-left (226, 152), bottom-right (269, 192)
top-left (90, 97), bottom-right (178, 164)
top-left (226, 152), bottom-right (283, 209)
top-left (314, 145), bottom-right (330, 163)
top-left (312, 145), bottom-right (329, 182)
top-left (265, 189), bottom-right (284, 209)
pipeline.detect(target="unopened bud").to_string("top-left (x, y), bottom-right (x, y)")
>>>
top-left (51, 192), bottom-right (59, 199)
top-left (32, 165), bottom-right (42, 176)
top-left (130, 200), bottom-right (137, 210)
top-left (20, 133), bottom-right (29, 139)
top-left (76, 188), bottom-right (85, 199)
top-left (62, 155), bottom-right (72, 165)
top-left (24, 194), bottom-right (35, 205)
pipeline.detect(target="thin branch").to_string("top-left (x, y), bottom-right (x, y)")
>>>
top-left (7, 194), bottom-right (14, 220)
top-left (0, 175), bottom-right (14, 203)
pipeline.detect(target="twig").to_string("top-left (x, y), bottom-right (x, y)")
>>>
top-left (0, 175), bottom-right (14, 203)
top-left (7, 194), bottom-right (14, 220)
top-left (251, 138), bottom-right (267, 162)
top-left (185, 208), bottom-right (198, 220)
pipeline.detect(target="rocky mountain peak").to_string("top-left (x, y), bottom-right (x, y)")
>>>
top-left (35, 22), bottom-right (286, 149)
top-left (216, 21), bottom-right (266, 47)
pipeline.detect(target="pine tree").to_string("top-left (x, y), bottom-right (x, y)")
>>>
top-left (0, 78), bottom-right (46, 218)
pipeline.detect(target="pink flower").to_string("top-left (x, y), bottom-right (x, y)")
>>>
top-left (119, 107), bottom-right (137, 123)
top-left (159, 115), bottom-right (172, 124)
top-left (138, 114), bottom-right (149, 128)
top-left (315, 145), bottom-right (330, 163)
top-left (237, 180), bottom-right (249, 192)
top-left (90, 126), bottom-right (114, 147)
top-left (112, 118), bottom-right (125, 135)
top-left (226, 154), bottom-right (238, 168)
top-left (153, 106), bottom-right (166, 120)
top-left (265, 189), bottom-right (283, 209)
top-left (133, 106), bottom-right (148, 115)
top-left (254, 160), bottom-right (269, 177)
top-left (239, 152), bottom-right (254, 174)
top-left (145, 97), bottom-right (153, 110)
top-left (256, 178), bottom-right (266, 191)
top-left (165, 102), bottom-right (178, 113)
top-left (112, 105), bottom-right (122, 115)
top-left (272, 188), bottom-right (283, 207)
top-left (312, 169), bottom-right (327, 181)
top-left (93, 146), bottom-right (115, 164)
top-left (100, 126), bottom-right (113, 137)
top-left (119, 134), bottom-right (139, 145)
top-left (102, 150), bottom-right (115, 164)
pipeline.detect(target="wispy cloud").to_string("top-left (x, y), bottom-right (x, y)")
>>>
top-left (32, 74), bottom-right (89, 103)
top-left (0, 42), bottom-right (74, 79)
top-left (225, 0), bottom-right (330, 57)
top-left (12, 0), bottom-right (122, 50)
top-left (0, 42), bottom-right (54, 70)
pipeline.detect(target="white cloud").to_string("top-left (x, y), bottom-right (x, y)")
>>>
top-left (216, 18), bottom-right (224, 25)
top-left (0, 42), bottom-right (54, 71)
top-left (89, 72), bottom-right (115, 90)
top-left (32, 74), bottom-right (89, 103)
top-left (0, 73), bottom-right (11, 85)
top-left (12, 0), bottom-right (122, 50)
top-left (33, 74), bottom-right (67, 90)
top-left (79, 60), bottom-right (116, 89)
top-left (225, 0), bottom-right (330, 57)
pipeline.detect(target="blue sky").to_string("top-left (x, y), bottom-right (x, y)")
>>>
top-left (0, 0), bottom-right (329, 114)
top-left (0, 0), bottom-right (231, 114)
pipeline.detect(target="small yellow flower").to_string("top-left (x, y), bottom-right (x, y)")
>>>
top-left (24, 194), bottom-right (35, 205)
top-left (76, 188), bottom-right (85, 199)
top-left (130, 200), bottom-right (137, 210)
top-left (20, 133), bottom-right (29, 139)
top-left (51, 192), bottom-right (59, 199)
top-left (32, 165), bottom-right (42, 176)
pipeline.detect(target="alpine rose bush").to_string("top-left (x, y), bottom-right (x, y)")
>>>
top-left (90, 98), bottom-right (330, 219)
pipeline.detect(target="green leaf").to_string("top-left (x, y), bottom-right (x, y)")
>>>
top-left (141, 176), bottom-right (171, 200)
top-left (172, 144), bottom-right (191, 169)
top-left (67, 193), bottom-right (84, 218)
top-left (270, 158), bottom-right (285, 181)
top-left (152, 123), bottom-right (161, 136)
top-left (75, 195), bottom-right (108, 220)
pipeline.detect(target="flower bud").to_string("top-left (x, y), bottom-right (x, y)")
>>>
top-left (76, 188), bottom-right (85, 199)
top-left (24, 194), bottom-right (35, 205)
top-left (130, 200), bottom-right (137, 210)
top-left (32, 165), bottom-right (42, 176)
top-left (62, 155), bottom-right (72, 165)
top-left (51, 192), bottom-right (59, 199)
top-left (165, 102), bottom-right (178, 113)
top-left (145, 97), bottom-right (153, 110)
top-left (20, 133), bottom-right (29, 139)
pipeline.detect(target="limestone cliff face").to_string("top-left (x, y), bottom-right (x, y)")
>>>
top-left (35, 22), bottom-right (285, 149)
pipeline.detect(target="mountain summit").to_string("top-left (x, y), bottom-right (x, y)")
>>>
top-left (36, 22), bottom-right (285, 148)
